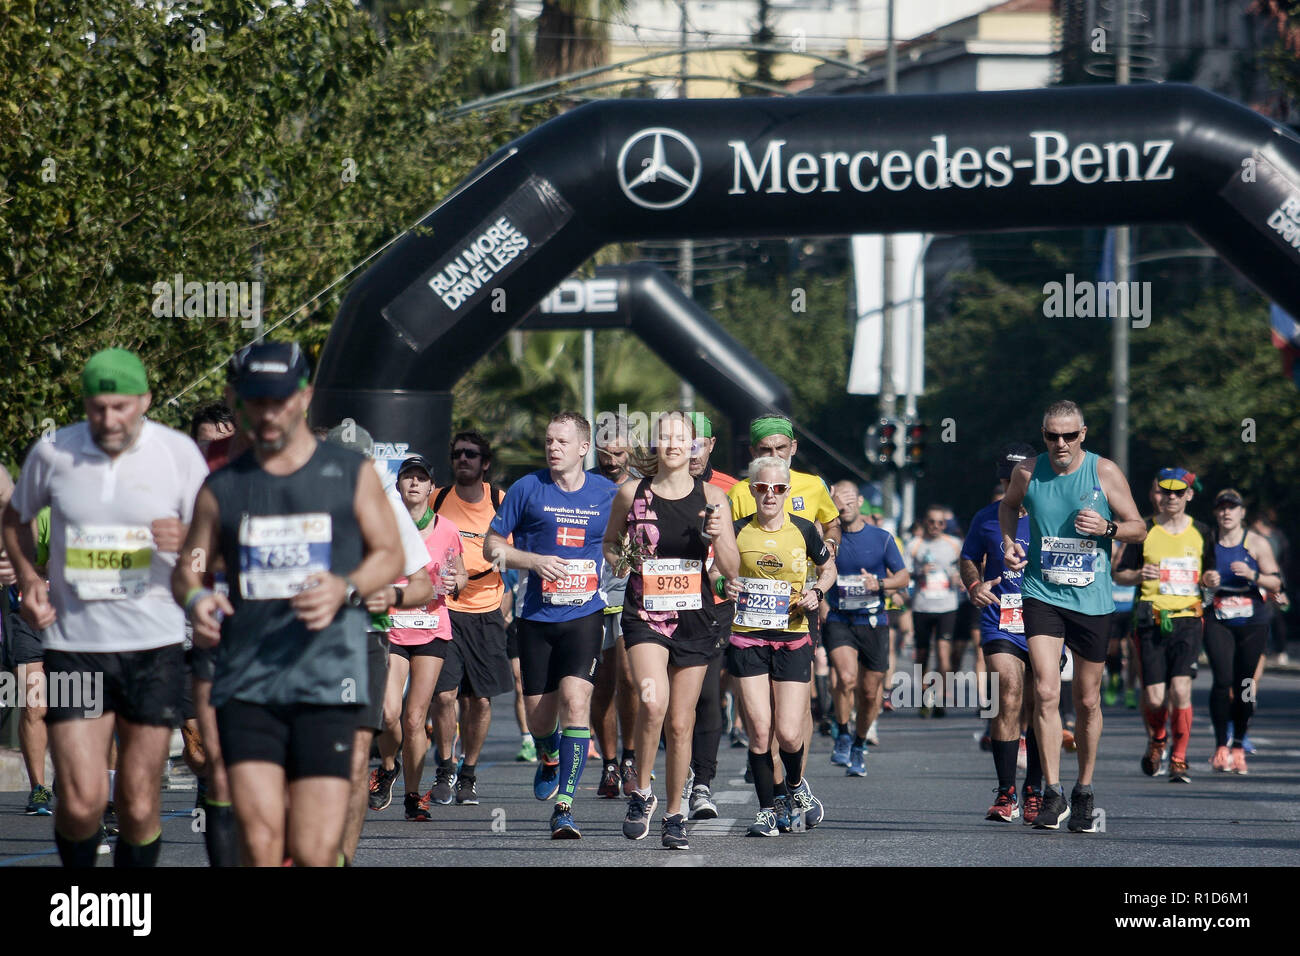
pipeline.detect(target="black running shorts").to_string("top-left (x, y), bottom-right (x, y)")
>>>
top-left (436, 609), bottom-right (514, 698)
top-left (1021, 596), bottom-right (1109, 664)
top-left (822, 619), bottom-right (889, 672)
top-left (44, 645), bottom-right (184, 726)
top-left (517, 612), bottom-right (604, 696)
top-left (217, 699), bottom-right (362, 780)
top-left (622, 617), bottom-right (724, 670)
top-left (389, 638), bottom-right (450, 661)
top-left (1135, 615), bottom-right (1204, 686)
top-left (725, 637), bottom-right (813, 683)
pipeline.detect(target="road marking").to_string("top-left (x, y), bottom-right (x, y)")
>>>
top-left (688, 818), bottom-right (737, 835)
top-left (713, 790), bottom-right (751, 804)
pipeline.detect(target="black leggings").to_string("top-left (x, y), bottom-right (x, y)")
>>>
top-left (691, 651), bottom-right (726, 787)
top-left (1203, 617), bottom-right (1268, 748)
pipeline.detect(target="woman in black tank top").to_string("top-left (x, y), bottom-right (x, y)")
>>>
top-left (601, 412), bottom-right (739, 846)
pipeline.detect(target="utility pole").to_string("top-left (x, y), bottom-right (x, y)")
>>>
top-left (678, 0), bottom-right (695, 415)
top-left (1113, 0), bottom-right (1131, 474)
top-left (880, 0), bottom-right (898, 522)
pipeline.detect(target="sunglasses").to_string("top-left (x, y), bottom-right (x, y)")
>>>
top-left (1157, 488), bottom-right (1187, 498)
top-left (451, 448), bottom-right (482, 460)
top-left (753, 482), bottom-right (790, 496)
top-left (1042, 430), bottom-right (1082, 444)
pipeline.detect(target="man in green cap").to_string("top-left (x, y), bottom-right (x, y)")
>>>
top-left (725, 414), bottom-right (840, 824)
top-left (3, 347), bottom-right (209, 867)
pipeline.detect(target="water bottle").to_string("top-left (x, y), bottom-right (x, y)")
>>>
top-left (1079, 486), bottom-right (1104, 535)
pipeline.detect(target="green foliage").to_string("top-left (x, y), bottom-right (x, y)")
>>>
top-left (0, 0), bottom-right (547, 470)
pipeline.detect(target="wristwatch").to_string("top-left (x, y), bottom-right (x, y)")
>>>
top-left (810, 586), bottom-right (825, 603)
top-left (1104, 520), bottom-right (1118, 539)
top-left (344, 578), bottom-right (364, 608)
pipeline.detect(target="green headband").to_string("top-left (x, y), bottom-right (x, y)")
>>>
top-left (750, 416), bottom-right (794, 445)
top-left (688, 412), bottom-right (713, 439)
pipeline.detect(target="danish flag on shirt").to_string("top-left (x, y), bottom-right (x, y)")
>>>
top-left (556, 525), bottom-right (585, 548)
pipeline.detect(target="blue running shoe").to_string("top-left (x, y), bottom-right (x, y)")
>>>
top-left (789, 778), bottom-right (825, 829)
top-left (1241, 734), bottom-right (1256, 755)
top-left (550, 803), bottom-right (581, 839)
top-left (774, 794), bottom-right (793, 832)
top-left (25, 785), bottom-right (53, 816)
top-left (847, 745), bottom-right (867, 777)
top-left (831, 733), bottom-right (852, 767)
top-left (533, 757), bottom-right (560, 801)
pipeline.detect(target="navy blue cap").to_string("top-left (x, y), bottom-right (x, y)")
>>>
top-left (231, 341), bottom-right (310, 399)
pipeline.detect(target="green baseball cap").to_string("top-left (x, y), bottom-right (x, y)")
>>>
top-left (82, 348), bottom-right (149, 397)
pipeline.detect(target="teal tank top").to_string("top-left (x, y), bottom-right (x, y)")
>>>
top-left (1021, 451), bottom-right (1114, 616)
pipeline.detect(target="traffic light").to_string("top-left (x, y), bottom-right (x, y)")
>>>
top-left (865, 418), bottom-right (902, 469)
top-left (904, 420), bottom-right (928, 473)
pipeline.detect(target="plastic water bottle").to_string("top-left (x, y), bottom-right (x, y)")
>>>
top-left (1079, 486), bottom-right (1104, 534)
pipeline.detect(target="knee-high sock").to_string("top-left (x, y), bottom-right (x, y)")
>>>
top-left (1023, 727), bottom-right (1043, 792)
top-left (1144, 703), bottom-right (1168, 739)
top-left (748, 751), bottom-right (775, 809)
top-left (557, 727), bottom-right (590, 807)
top-left (55, 827), bottom-right (102, 868)
top-left (114, 830), bottom-right (162, 868)
top-left (203, 800), bottom-right (240, 867)
top-left (1170, 706), bottom-right (1193, 762)
top-left (991, 738), bottom-right (1018, 792)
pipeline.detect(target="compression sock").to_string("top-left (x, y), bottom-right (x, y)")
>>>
top-left (1144, 703), bottom-right (1168, 741)
top-left (778, 747), bottom-right (805, 788)
top-left (1024, 728), bottom-right (1043, 792)
top-left (55, 827), bottom-right (103, 867)
top-left (114, 830), bottom-right (162, 868)
top-left (540, 721), bottom-right (561, 762)
top-left (202, 800), bottom-right (239, 868)
top-left (991, 738), bottom-right (1018, 791)
top-left (557, 727), bottom-right (590, 807)
top-left (459, 763), bottom-right (477, 781)
top-left (773, 780), bottom-right (789, 800)
top-left (748, 751), bottom-right (776, 808)
top-left (437, 753), bottom-right (455, 772)
top-left (1170, 706), bottom-right (1193, 763)
top-left (853, 736), bottom-right (867, 749)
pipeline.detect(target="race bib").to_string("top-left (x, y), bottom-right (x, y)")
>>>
top-left (641, 558), bottom-right (703, 612)
top-left (239, 514), bottom-right (332, 600)
top-left (390, 609), bottom-right (441, 630)
top-left (64, 524), bottom-right (154, 600)
top-left (998, 592), bottom-right (1024, 634)
top-left (1039, 537), bottom-right (1099, 587)
top-left (734, 577), bottom-right (792, 629)
top-left (1158, 557), bottom-right (1200, 596)
top-left (836, 574), bottom-right (881, 612)
top-left (1213, 594), bottom-right (1254, 621)
top-left (542, 559), bottom-right (598, 606)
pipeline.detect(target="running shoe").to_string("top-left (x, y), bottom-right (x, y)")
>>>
top-left (661, 813), bottom-right (690, 850)
top-left (597, 763), bottom-right (621, 798)
top-left (846, 744), bottom-right (867, 777)
top-left (550, 803), bottom-right (581, 839)
top-left (1032, 789), bottom-right (1069, 830)
top-left (743, 764), bottom-right (753, 784)
top-left (534, 757), bottom-right (560, 801)
top-left (1021, 785), bottom-right (1042, 826)
top-left (1230, 747), bottom-right (1249, 775)
top-left (1210, 746), bottom-right (1232, 772)
top-left (1141, 735), bottom-right (1166, 777)
top-left (25, 785), bottom-right (53, 816)
top-left (1016, 736), bottom-right (1028, 771)
top-left (831, 732), bottom-right (852, 766)
top-left (978, 733), bottom-right (992, 752)
top-left (746, 808), bottom-right (779, 837)
top-left (1102, 673), bottom-right (1120, 707)
top-left (774, 793), bottom-right (793, 832)
top-left (619, 758), bottom-right (638, 797)
top-left (430, 766), bottom-right (457, 805)
top-left (368, 761), bottom-right (401, 811)
top-left (882, 698), bottom-right (895, 713)
top-left (865, 719), bottom-right (880, 747)
top-left (1168, 758), bottom-right (1191, 784)
top-left (817, 717), bottom-right (834, 738)
top-left (788, 779), bottom-right (824, 829)
top-left (1124, 688), bottom-right (1137, 709)
top-left (985, 787), bottom-right (1020, 823)
top-left (730, 726), bottom-right (749, 749)
top-left (516, 735), bottom-right (537, 763)
top-left (1241, 735), bottom-right (1257, 755)
top-left (1067, 788), bottom-right (1098, 833)
top-left (405, 792), bottom-right (432, 822)
top-left (688, 785), bottom-right (718, 820)
top-left (103, 802), bottom-right (120, 838)
top-left (1157, 742), bottom-right (1170, 777)
top-left (622, 791), bottom-right (657, 840)
top-left (1061, 728), bottom-right (1076, 752)
top-left (455, 775), bottom-right (479, 805)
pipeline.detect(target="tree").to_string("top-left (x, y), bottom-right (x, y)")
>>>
top-left (737, 0), bottom-right (778, 95)
top-left (0, 0), bottom-right (547, 470)
top-left (534, 0), bottom-right (631, 79)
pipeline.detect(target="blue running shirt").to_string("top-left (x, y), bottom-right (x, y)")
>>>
top-left (826, 524), bottom-right (904, 627)
top-left (961, 501), bottom-right (1031, 649)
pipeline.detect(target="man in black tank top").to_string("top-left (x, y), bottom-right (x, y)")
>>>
top-left (173, 342), bottom-right (404, 866)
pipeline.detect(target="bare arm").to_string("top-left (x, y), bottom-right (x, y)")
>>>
top-left (1093, 458), bottom-right (1147, 543)
top-left (1246, 533), bottom-right (1283, 594)
top-left (999, 462), bottom-right (1032, 571)
top-left (704, 482), bottom-right (740, 580)
top-left (172, 486), bottom-right (233, 646)
top-left (601, 481), bottom-right (637, 575)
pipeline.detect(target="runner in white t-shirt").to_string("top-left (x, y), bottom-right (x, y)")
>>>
top-left (2, 349), bottom-right (208, 867)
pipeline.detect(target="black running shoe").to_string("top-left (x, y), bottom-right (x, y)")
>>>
top-left (455, 774), bottom-right (479, 805)
top-left (1067, 789), bottom-right (1098, 833)
top-left (622, 791), bottom-right (657, 840)
top-left (1032, 789), bottom-right (1070, 830)
top-left (661, 813), bottom-right (690, 850)
top-left (404, 792), bottom-right (432, 822)
top-left (430, 766), bottom-right (457, 805)
top-left (368, 761), bottom-right (401, 811)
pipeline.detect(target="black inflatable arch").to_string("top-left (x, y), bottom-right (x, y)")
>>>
top-left (312, 84), bottom-right (1300, 474)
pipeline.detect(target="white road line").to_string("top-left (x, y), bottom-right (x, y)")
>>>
top-left (688, 818), bottom-right (738, 834)
top-left (713, 790), bottom-right (752, 804)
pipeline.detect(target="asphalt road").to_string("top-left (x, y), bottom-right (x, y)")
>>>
top-left (2, 673), bottom-right (1297, 868)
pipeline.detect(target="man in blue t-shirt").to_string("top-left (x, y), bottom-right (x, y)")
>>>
top-left (961, 443), bottom-right (1039, 825)
top-left (485, 412), bottom-right (617, 839)
top-left (823, 481), bottom-right (909, 777)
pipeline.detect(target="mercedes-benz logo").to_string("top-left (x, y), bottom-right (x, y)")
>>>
top-left (617, 128), bottom-right (701, 210)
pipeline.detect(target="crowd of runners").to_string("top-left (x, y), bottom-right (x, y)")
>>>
top-left (0, 343), bottom-right (1292, 863)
